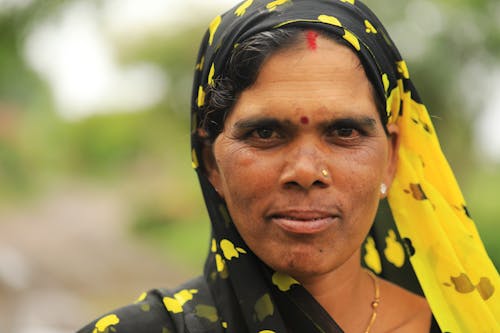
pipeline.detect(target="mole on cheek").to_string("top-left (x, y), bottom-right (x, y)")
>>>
top-left (300, 116), bottom-right (309, 125)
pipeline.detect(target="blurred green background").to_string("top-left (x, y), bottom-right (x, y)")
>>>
top-left (0, 0), bottom-right (499, 332)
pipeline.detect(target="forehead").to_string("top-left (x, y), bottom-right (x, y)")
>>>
top-left (227, 35), bottom-right (377, 122)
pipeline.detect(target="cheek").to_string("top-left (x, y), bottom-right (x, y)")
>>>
top-left (216, 147), bottom-right (277, 206)
top-left (332, 148), bottom-right (387, 218)
top-left (338, 145), bottom-right (388, 185)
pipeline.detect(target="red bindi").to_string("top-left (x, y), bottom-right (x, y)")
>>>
top-left (300, 116), bottom-right (309, 125)
top-left (306, 30), bottom-right (318, 50)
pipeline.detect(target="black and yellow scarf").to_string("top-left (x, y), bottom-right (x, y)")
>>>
top-left (81, 1), bottom-right (499, 332)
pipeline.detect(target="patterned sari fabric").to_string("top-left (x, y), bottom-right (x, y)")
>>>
top-left (79, 1), bottom-right (499, 333)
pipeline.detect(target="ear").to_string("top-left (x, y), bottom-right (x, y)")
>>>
top-left (383, 123), bottom-right (400, 195)
top-left (202, 142), bottom-right (224, 199)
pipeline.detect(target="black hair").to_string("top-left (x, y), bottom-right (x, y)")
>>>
top-left (200, 27), bottom-right (386, 142)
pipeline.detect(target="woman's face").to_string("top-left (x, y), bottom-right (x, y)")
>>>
top-left (206, 35), bottom-right (399, 280)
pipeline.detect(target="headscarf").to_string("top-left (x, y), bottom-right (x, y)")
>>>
top-left (190, 1), bottom-right (500, 332)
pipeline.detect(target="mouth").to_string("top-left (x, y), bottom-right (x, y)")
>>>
top-left (267, 210), bottom-right (338, 235)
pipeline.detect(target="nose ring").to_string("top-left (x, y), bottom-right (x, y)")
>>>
top-left (321, 169), bottom-right (329, 178)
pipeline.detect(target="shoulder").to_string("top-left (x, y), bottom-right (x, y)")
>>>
top-left (376, 277), bottom-right (432, 333)
top-left (77, 276), bottom-right (214, 333)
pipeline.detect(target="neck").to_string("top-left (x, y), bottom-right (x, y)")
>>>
top-left (296, 249), bottom-right (375, 332)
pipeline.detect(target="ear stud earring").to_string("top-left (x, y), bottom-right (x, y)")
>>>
top-left (380, 183), bottom-right (387, 195)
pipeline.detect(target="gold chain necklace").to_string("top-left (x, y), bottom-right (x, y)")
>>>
top-left (364, 269), bottom-right (380, 333)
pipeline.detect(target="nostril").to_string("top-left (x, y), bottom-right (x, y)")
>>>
top-left (311, 180), bottom-right (328, 188)
top-left (313, 180), bottom-right (328, 188)
top-left (283, 179), bottom-right (328, 190)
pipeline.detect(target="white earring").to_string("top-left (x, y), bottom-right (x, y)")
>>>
top-left (380, 183), bottom-right (387, 195)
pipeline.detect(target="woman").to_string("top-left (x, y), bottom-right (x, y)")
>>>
top-left (78, 0), bottom-right (499, 332)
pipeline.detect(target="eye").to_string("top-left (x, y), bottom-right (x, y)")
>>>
top-left (241, 125), bottom-right (286, 148)
top-left (323, 117), bottom-right (375, 146)
top-left (327, 127), bottom-right (361, 139)
top-left (325, 122), bottom-right (366, 145)
top-left (335, 127), bottom-right (359, 138)
top-left (251, 127), bottom-right (279, 139)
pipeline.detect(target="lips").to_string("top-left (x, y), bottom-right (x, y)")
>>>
top-left (267, 210), bottom-right (338, 234)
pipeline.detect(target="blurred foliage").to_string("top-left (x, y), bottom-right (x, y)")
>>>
top-left (132, 204), bottom-right (210, 268)
top-left (0, 0), bottom-right (498, 271)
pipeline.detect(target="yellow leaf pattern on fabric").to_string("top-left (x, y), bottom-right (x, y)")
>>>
top-left (386, 80), bottom-right (402, 121)
top-left (197, 86), bottom-right (205, 108)
top-left (163, 289), bottom-right (198, 314)
top-left (477, 277), bottom-right (495, 300)
top-left (215, 254), bottom-right (229, 278)
top-left (191, 148), bottom-right (199, 169)
top-left (364, 236), bottom-right (382, 274)
top-left (222, 321), bottom-right (228, 328)
top-left (208, 16), bottom-right (222, 46)
top-left (397, 60), bottom-right (410, 79)
top-left (364, 19), bottom-right (377, 34)
top-left (409, 183), bottom-right (427, 200)
top-left (273, 19), bottom-right (320, 29)
top-left (215, 254), bottom-right (225, 271)
top-left (195, 56), bottom-right (204, 71)
top-left (384, 229), bottom-right (405, 268)
top-left (340, 0), bottom-right (355, 4)
top-left (134, 292), bottom-right (147, 303)
top-left (195, 304), bottom-right (219, 322)
top-left (255, 293), bottom-right (274, 322)
top-left (235, 0), bottom-right (254, 16)
top-left (447, 273), bottom-right (496, 301)
top-left (163, 297), bottom-right (182, 313)
top-left (382, 73), bottom-right (389, 93)
top-left (175, 289), bottom-right (198, 305)
top-left (266, 0), bottom-right (289, 11)
top-left (259, 331), bottom-right (277, 333)
top-left (208, 63), bottom-right (215, 86)
top-left (317, 15), bottom-right (342, 27)
top-left (272, 272), bottom-right (300, 291)
top-left (93, 314), bottom-right (120, 333)
top-left (450, 273), bottom-right (475, 293)
top-left (211, 238), bottom-right (217, 252)
top-left (220, 239), bottom-right (246, 260)
top-left (343, 29), bottom-right (360, 51)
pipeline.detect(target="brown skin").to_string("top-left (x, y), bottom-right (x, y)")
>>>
top-left (205, 35), bottom-right (431, 332)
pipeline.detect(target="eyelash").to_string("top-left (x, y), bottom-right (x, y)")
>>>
top-left (240, 122), bottom-right (367, 147)
top-left (241, 127), bottom-right (284, 147)
top-left (251, 127), bottom-right (280, 139)
top-left (327, 126), bottom-right (365, 139)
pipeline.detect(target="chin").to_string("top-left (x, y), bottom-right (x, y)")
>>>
top-left (264, 247), bottom-right (340, 279)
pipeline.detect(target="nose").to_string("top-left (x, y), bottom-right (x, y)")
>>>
top-left (279, 141), bottom-right (331, 190)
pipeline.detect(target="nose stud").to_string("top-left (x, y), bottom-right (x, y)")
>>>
top-left (321, 169), bottom-right (329, 178)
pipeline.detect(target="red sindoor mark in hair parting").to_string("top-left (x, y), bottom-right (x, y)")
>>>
top-left (306, 30), bottom-right (319, 50)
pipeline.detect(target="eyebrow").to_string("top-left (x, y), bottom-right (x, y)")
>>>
top-left (233, 117), bottom-right (295, 130)
top-left (233, 115), bottom-right (378, 131)
top-left (321, 116), bottom-right (378, 131)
